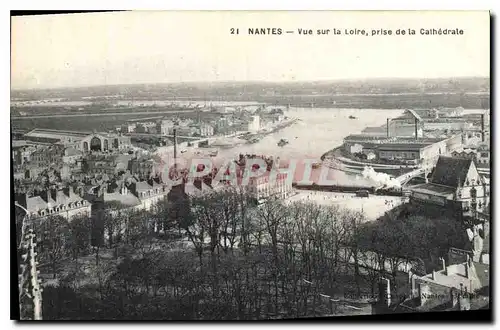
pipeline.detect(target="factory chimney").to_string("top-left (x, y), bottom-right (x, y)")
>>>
top-left (480, 114), bottom-right (485, 142)
top-left (386, 118), bottom-right (390, 138)
top-left (414, 118), bottom-right (419, 141)
top-left (173, 127), bottom-right (178, 173)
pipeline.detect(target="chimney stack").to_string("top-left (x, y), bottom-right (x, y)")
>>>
top-left (439, 257), bottom-right (447, 275)
top-left (480, 114), bottom-right (485, 142)
top-left (414, 118), bottom-right (418, 140)
top-left (42, 190), bottom-right (51, 203)
top-left (431, 270), bottom-right (437, 280)
top-left (410, 276), bottom-right (417, 298)
top-left (378, 277), bottom-right (391, 307)
top-left (386, 118), bottom-right (390, 137)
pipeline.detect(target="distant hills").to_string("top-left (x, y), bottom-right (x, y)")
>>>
top-left (11, 77), bottom-right (488, 99)
top-left (11, 77), bottom-right (489, 110)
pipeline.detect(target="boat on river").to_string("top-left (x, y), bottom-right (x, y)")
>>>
top-left (277, 138), bottom-right (289, 147)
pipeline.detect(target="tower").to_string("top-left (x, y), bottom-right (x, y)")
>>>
top-left (18, 229), bottom-right (43, 320)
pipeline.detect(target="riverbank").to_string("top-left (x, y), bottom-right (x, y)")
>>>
top-left (321, 146), bottom-right (417, 176)
top-left (239, 117), bottom-right (299, 144)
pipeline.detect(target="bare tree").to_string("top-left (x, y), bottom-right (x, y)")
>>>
top-left (67, 214), bottom-right (92, 265)
top-left (36, 215), bottom-right (70, 278)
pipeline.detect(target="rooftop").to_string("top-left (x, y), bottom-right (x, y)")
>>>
top-left (424, 264), bottom-right (479, 289)
top-left (12, 140), bottom-right (30, 148)
top-left (134, 181), bottom-right (154, 192)
top-left (410, 183), bottom-right (455, 197)
top-left (345, 134), bottom-right (390, 141)
top-left (25, 128), bottom-right (91, 140)
top-left (103, 192), bottom-right (141, 207)
top-left (452, 148), bottom-right (476, 155)
top-left (22, 187), bottom-right (86, 213)
top-left (378, 143), bottom-right (432, 151)
top-left (431, 156), bottom-right (473, 188)
top-left (362, 126), bottom-right (387, 133)
top-left (64, 147), bottom-right (83, 157)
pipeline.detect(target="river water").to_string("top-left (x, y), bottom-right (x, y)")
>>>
top-left (210, 107), bottom-right (406, 186)
top-left (218, 107), bottom-right (404, 160)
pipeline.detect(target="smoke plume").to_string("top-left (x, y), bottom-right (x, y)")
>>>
top-left (361, 166), bottom-right (401, 189)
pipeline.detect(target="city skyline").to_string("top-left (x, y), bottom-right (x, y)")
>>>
top-left (11, 11), bottom-right (490, 90)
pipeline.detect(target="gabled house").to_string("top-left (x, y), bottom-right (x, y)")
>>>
top-left (409, 156), bottom-right (490, 223)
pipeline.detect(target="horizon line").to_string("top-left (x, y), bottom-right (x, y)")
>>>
top-left (11, 75), bottom-right (490, 93)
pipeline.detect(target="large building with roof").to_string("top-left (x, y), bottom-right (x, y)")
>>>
top-left (409, 156), bottom-right (490, 222)
top-left (12, 140), bottom-right (38, 168)
top-left (343, 134), bottom-right (462, 166)
top-left (88, 176), bottom-right (170, 213)
top-left (388, 109), bottom-right (487, 141)
top-left (23, 128), bottom-right (132, 152)
top-left (15, 186), bottom-right (91, 221)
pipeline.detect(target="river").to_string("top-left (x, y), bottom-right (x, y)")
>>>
top-left (219, 108), bottom-right (403, 159)
top-left (207, 107), bottom-right (404, 186)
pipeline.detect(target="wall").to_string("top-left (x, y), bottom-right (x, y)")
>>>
top-left (65, 205), bottom-right (92, 220)
top-left (143, 194), bottom-right (167, 210)
top-left (350, 144), bottom-right (363, 154)
top-left (412, 192), bottom-right (447, 206)
top-left (424, 121), bottom-right (472, 131)
top-left (378, 149), bottom-right (421, 161)
top-left (391, 123), bottom-right (423, 137)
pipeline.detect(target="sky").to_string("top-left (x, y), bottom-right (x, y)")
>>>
top-left (11, 11), bottom-right (490, 90)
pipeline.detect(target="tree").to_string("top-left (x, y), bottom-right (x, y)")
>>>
top-left (124, 209), bottom-right (161, 258)
top-left (36, 215), bottom-right (70, 278)
top-left (68, 214), bottom-right (92, 265)
top-left (256, 198), bottom-right (289, 314)
top-left (178, 195), bottom-right (206, 269)
top-left (102, 202), bottom-right (126, 256)
top-left (151, 199), bottom-right (176, 234)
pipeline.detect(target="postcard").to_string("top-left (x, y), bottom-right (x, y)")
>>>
top-left (11, 10), bottom-right (490, 321)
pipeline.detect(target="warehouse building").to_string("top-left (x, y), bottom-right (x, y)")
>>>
top-left (24, 128), bottom-right (132, 152)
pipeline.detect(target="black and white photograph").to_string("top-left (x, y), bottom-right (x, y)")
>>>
top-left (11, 10), bottom-right (491, 321)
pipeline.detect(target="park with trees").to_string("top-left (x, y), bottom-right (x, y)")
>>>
top-left (31, 187), bottom-right (467, 320)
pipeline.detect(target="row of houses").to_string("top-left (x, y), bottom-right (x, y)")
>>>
top-left (14, 176), bottom-right (170, 222)
top-left (15, 154), bottom-right (296, 221)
